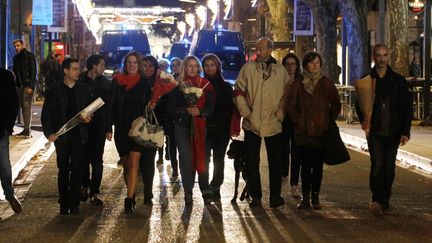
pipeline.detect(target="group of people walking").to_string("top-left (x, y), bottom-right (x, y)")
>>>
top-left (1, 37), bottom-right (410, 218)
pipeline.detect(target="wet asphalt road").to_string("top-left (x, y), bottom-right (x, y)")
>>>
top-left (0, 140), bottom-right (431, 242)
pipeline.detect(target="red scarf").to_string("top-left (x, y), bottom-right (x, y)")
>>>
top-left (184, 76), bottom-right (214, 174)
top-left (114, 73), bottom-right (141, 90)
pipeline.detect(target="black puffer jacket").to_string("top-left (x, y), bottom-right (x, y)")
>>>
top-left (13, 48), bottom-right (37, 90)
top-left (41, 82), bottom-right (93, 144)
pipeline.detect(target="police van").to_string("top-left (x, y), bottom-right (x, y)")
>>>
top-left (100, 29), bottom-right (151, 77)
top-left (168, 40), bottom-right (191, 60)
top-left (189, 29), bottom-right (246, 85)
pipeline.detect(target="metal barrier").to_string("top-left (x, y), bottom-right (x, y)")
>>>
top-left (336, 85), bottom-right (358, 123)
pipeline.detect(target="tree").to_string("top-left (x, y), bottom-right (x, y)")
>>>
top-left (267, 0), bottom-right (290, 41)
top-left (337, 0), bottom-right (369, 84)
top-left (304, 0), bottom-right (339, 82)
top-left (387, 0), bottom-right (409, 76)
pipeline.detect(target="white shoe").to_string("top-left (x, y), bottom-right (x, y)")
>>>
top-left (290, 185), bottom-right (301, 198)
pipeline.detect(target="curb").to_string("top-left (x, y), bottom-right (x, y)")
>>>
top-left (340, 132), bottom-right (432, 174)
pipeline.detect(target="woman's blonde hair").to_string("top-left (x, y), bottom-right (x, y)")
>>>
top-left (178, 55), bottom-right (203, 83)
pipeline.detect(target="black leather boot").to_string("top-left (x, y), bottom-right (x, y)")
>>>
top-left (311, 192), bottom-right (322, 210)
top-left (298, 197), bottom-right (311, 209)
top-left (125, 198), bottom-right (134, 213)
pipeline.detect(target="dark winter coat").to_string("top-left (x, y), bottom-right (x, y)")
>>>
top-left (355, 66), bottom-right (412, 139)
top-left (205, 74), bottom-right (233, 135)
top-left (13, 48), bottom-right (37, 90)
top-left (41, 82), bottom-right (92, 144)
top-left (79, 72), bottom-right (111, 135)
top-left (105, 77), bottom-right (153, 133)
top-left (0, 68), bottom-right (19, 139)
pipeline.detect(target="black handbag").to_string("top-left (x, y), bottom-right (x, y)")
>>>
top-left (321, 122), bottom-right (351, 165)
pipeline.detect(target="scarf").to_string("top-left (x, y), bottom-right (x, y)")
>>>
top-left (114, 73), bottom-right (141, 90)
top-left (257, 56), bottom-right (277, 80)
top-left (183, 76), bottom-right (214, 174)
top-left (302, 70), bottom-right (323, 94)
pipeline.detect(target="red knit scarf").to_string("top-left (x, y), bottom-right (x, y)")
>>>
top-left (114, 73), bottom-right (141, 90)
top-left (184, 76), bottom-right (214, 174)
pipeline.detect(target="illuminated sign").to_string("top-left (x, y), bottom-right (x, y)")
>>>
top-left (409, 0), bottom-right (425, 14)
top-left (32, 0), bottom-right (53, 25)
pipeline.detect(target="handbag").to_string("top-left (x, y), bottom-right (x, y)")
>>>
top-left (128, 108), bottom-right (164, 149)
top-left (321, 122), bottom-right (350, 165)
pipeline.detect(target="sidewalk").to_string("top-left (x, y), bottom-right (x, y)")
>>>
top-left (338, 122), bottom-right (432, 174)
top-left (0, 127), bottom-right (48, 200)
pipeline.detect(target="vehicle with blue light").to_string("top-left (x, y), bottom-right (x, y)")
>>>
top-left (168, 40), bottom-right (191, 60)
top-left (100, 29), bottom-right (151, 77)
top-left (189, 28), bottom-right (246, 85)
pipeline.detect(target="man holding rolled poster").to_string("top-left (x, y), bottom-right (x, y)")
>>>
top-left (355, 44), bottom-right (412, 217)
top-left (41, 58), bottom-right (92, 215)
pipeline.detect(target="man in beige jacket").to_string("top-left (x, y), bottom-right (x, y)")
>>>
top-left (234, 37), bottom-right (290, 208)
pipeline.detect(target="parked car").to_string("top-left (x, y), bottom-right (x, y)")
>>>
top-left (189, 29), bottom-right (246, 85)
top-left (100, 29), bottom-right (151, 77)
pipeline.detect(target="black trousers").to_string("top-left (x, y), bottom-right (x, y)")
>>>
top-left (139, 148), bottom-right (157, 200)
top-left (206, 130), bottom-right (230, 192)
top-left (166, 131), bottom-right (178, 173)
top-left (367, 134), bottom-right (400, 207)
top-left (281, 120), bottom-right (300, 186)
top-left (297, 146), bottom-right (324, 198)
top-left (82, 129), bottom-right (106, 195)
top-left (244, 130), bottom-right (283, 200)
top-left (55, 132), bottom-right (85, 209)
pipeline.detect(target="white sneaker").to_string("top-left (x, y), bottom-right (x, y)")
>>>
top-left (290, 185), bottom-right (301, 198)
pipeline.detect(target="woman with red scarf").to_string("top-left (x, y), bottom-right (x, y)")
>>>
top-left (105, 52), bottom-right (154, 212)
top-left (166, 56), bottom-right (215, 206)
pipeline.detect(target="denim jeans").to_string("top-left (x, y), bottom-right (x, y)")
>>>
top-left (367, 134), bottom-right (400, 206)
top-left (296, 145), bottom-right (324, 198)
top-left (175, 124), bottom-right (211, 197)
top-left (0, 129), bottom-right (14, 199)
top-left (244, 130), bottom-right (283, 200)
top-left (205, 130), bottom-right (230, 193)
top-left (17, 87), bottom-right (33, 130)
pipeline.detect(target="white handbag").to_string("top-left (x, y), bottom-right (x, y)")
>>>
top-left (128, 109), bottom-right (164, 149)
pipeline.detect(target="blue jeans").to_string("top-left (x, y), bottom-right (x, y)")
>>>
top-left (175, 124), bottom-right (211, 197)
top-left (0, 129), bottom-right (14, 199)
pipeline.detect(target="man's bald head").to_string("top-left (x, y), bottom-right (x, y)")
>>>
top-left (255, 37), bottom-right (274, 62)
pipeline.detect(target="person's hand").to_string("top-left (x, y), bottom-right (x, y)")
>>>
top-left (361, 121), bottom-right (370, 137)
top-left (80, 114), bottom-right (92, 123)
top-left (48, 133), bottom-right (58, 142)
top-left (400, 135), bottom-right (409, 146)
top-left (25, 88), bottom-right (33, 94)
top-left (147, 101), bottom-right (156, 110)
top-left (106, 132), bottom-right (113, 141)
top-left (186, 107), bottom-right (200, 116)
